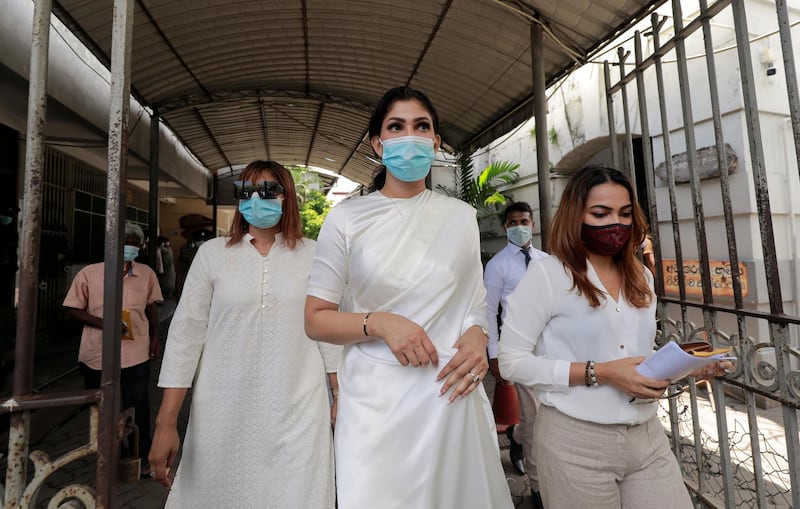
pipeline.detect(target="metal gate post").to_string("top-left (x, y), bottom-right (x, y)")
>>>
top-left (96, 0), bottom-right (135, 506)
top-left (4, 0), bottom-right (53, 505)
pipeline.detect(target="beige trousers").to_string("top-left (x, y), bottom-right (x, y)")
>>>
top-left (533, 405), bottom-right (692, 509)
top-left (511, 383), bottom-right (539, 491)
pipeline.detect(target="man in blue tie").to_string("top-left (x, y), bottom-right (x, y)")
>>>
top-left (484, 201), bottom-right (547, 509)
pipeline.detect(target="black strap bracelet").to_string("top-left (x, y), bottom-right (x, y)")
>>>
top-left (363, 312), bottom-right (371, 336)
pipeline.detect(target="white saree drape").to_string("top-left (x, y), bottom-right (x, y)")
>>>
top-left (309, 190), bottom-right (512, 509)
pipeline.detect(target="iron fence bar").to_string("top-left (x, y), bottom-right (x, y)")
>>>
top-left (607, 0), bottom-right (733, 95)
top-left (603, 61), bottom-right (620, 169)
top-left (633, 31), bottom-right (663, 297)
top-left (721, 376), bottom-right (799, 408)
top-left (671, 0), bottom-right (716, 314)
top-left (690, 1), bottom-right (745, 504)
top-left (650, 14), bottom-right (689, 334)
top-left (672, 0), bottom-right (727, 500)
top-left (1, 391), bottom-right (101, 414)
top-left (4, 1), bottom-right (53, 506)
top-left (687, 379), bottom-right (705, 495)
top-left (616, 47), bottom-right (636, 186)
top-left (96, 0), bottom-right (135, 506)
top-left (698, 0), bottom-right (746, 312)
top-left (774, 0), bottom-right (800, 184)
top-left (658, 297), bottom-right (800, 324)
top-left (730, 0), bottom-right (800, 505)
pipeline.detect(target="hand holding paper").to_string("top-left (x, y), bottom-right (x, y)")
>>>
top-left (636, 341), bottom-right (735, 382)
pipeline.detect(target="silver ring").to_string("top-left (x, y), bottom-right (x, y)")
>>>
top-left (468, 371), bottom-right (481, 384)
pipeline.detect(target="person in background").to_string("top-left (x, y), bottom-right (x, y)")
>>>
top-left (150, 160), bottom-right (340, 508)
top-left (305, 86), bottom-right (512, 509)
top-left (483, 200), bottom-right (547, 509)
top-left (499, 165), bottom-right (731, 508)
top-left (63, 221), bottom-right (162, 477)
top-left (156, 235), bottom-right (176, 299)
top-left (641, 233), bottom-right (656, 276)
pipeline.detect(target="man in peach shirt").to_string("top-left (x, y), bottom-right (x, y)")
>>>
top-left (64, 222), bottom-right (162, 476)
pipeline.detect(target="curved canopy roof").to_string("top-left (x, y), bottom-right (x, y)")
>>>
top-left (53, 0), bottom-right (662, 185)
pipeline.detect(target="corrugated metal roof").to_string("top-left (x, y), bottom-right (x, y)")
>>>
top-left (53, 0), bottom-right (662, 184)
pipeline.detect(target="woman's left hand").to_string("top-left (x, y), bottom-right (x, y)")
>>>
top-left (691, 360), bottom-right (734, 380)
top-left (436, 326), bottom-right (489, 403)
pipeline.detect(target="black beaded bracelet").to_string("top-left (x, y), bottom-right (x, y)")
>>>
top-left (588, 360), bottom-right (598, 386)
top-left (584, 360), bottom-right (592, 387)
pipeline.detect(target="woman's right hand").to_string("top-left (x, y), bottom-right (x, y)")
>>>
top-left (149, 424), bottom-right (181, 487)
top-left (368, 312), bottom-right (439, 367)
top-left (596, 356), bottom-right (670, 400)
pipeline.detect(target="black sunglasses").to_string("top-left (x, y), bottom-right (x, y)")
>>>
top-left (233, 180), bottom-right (285, 200)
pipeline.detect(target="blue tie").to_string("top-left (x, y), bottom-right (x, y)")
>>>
top-left (521, 248), bottom-right (531, 267)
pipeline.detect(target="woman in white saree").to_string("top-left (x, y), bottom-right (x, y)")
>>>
top-left (305, 87), bottom-right (513, 509)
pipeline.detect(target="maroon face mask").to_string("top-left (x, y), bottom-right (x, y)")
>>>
top-left (581, 223), bottom-right (632, 256)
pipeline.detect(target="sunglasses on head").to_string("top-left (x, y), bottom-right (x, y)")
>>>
top-left (233, 180), bottom-right (285, 200)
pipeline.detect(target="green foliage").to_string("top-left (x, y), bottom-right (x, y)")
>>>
top-left (437, 153), bottom-right (520, 222)
top-left (299, 189), bottom-right (331, 240)
top-left (528, 126), bottom-right (558, 144)
top-left (287, 166), bottom-right (332, 240)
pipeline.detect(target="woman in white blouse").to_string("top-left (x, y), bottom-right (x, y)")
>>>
top-left (498, 165), bottom-right (729, 508)
top-left (149, 161), bottom-right (340, 508)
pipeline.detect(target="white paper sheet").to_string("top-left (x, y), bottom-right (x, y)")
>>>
top-left (636, 340), bottom-right (735, 381)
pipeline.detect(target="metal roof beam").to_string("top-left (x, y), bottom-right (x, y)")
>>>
top-left (156, 88), bottom-right (374, 115)
top-left (193, 107), bottom-right (232, 171)
top-left (305, 101), bottom-right (325, 168)
top-left (51, 0), bottom-right (148, 105)
top-left (136, 0), bottom-right (211, 100)
top-left (302, 0), bottom-right (310, 96)
top-left (406, 0), bottom-right (453, 85)
top-left (339, 128), bottom-right (369, 176)
top-left (258, 96), bottom-right (271, 161)
top-left (462, 0), bottom-right (669, 151)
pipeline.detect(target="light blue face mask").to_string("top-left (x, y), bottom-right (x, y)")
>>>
top-left (507, 225), bottom-right (532, 247)
top-left (123, 245), bottom-right (140, 262)
top-left (239, 195), bottom-right (283, 229)
top-left (380, 135), bottom-right (435, 182)
top-left (0, 215), bottom-right (12, 226)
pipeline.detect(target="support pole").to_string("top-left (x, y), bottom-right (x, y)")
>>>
top-left (148, 110), bottom-right (159, 271)
top-left (531, 23), bottom-right (551, 251)
top-left (96, 0), bottom-right (134, 506)
top-left (5, 0), bottom-right (53, 504)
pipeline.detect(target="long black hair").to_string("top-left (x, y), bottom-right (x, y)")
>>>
top-left (367, 87), bottom-right (440, 192)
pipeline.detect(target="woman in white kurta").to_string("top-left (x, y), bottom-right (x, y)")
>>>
top-left (498, 166), bottom-right (730, 509)
top-left (150, 161), bottom-right (340, 508)
top-left (305, 87), bottom-right (512, 509)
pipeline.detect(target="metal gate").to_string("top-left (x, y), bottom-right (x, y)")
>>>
top-left (604, 1), bottom-right (800, 507)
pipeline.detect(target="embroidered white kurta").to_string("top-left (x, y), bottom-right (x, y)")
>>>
top-left (158, 235), bottom-right (338, 508)
top-left (308, 189), bottom-right (513, 509)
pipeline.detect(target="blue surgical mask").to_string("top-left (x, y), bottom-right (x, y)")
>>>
top-left (0, 215), bottom-right (11, 226)
top-left (239, 195), bottom-right (283, 229)
top-left (507, 225), bottom-right (532, 247)
top-left (380, 136), bottom-right (435, 182)
top-left (123, 245), bottom-right (140, 262)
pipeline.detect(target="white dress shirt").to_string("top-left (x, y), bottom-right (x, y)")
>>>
top-left (498, 255), bottom-right (659, 425)
top-left (483, 242), bottom-right (548, 358)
